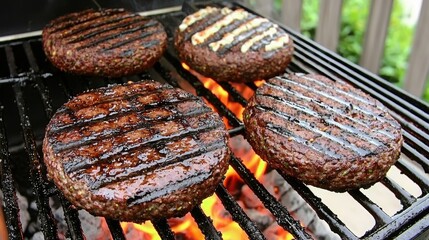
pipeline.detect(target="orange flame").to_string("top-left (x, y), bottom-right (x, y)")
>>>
top-left (117, 64), bottom-right (290, 239)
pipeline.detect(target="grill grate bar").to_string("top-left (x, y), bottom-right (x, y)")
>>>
top-left (56, 75), bottom-right (73, 99)
top-left (13, 84), bottom-right (59, 239)
top-left (279, 174), bottom-right (358, 239)
top-left (215, 184), bottom-right (267, 240)
top-left (106, 219), bottom-right (126, 240)
top-left (348, 190), bottom-right (391, 226)
top-left (245, 81), bottom-right (258, 91)
top-left (190, 206), bottom-right (223, 239)
top-left (24, 41), bottom-right (86, 239)
top-left (152, 219), bottom-right (176, 240)
top-left (217, 81), bottom-right (248, 107)
top-left (390, 111), bottom-right (429, 147)
top-left (396, 158), bottom-right (429, 194)
top-left (152, 62), bottom-right (181, 88)
top-left (381, 177), bottom-right (416, 208)
top-left (22, 42), bottom-right (40, 72)
top-left (229, 155), bottom-right (312, 239)
top-left (227, 125), bottom-right (245, 138)
top-left (366, 194), bottom-right (429, 239)
top-left (23, 42), bottom-right (55, 117)
top-left (4, 46), bottom-right (17, 76)
top-left (163, 49), bottom-right (242, 128)
top-left (394, 213), bottom-right (429, 240)
top-left (286, 61), bottom-right (313, 75)
top-left (402, 142), bottom-right (429, 173)
top-left (0, 103), bottom-right (24, 240)
top-left (58, 194), bottom-right (84, 240)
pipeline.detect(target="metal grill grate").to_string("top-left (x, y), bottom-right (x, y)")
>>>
top-left (0, 1), bottom-right (428, 239)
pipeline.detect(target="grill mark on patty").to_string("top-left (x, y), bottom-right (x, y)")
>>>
top-left (264, 81), bottom-right (370, 129)
top-left (47, 9), bottom-right (125, 33)
top-left (53, 101), bottom-right (206, 142)
top-left (250, 32), bottom-right (283, 51)
top-left (201, 15), bottom-right (257, 45)
top-left (67, 17), bottom-right (152, 44)
top-left (259, 93), bottom-right (386, 147)
top-left (189, 8), bottom-right (287, 53)
top-left (301, 75), bottom-right (387, 111)
top-left (76, 26), bottom-right (161, 51)
top-left (100, 31), bottom-right (162, 51)
top-left (50, 88), bottom-right (196, 133)
top-left (217, 22), bottom-right (275, 55)
top-left (85, 140), bottom-right (225, 190)
top-left (65, 82), bottom-right (169, 111)
top-left (264, 81), bottom-right (397, 142)
top-left (184, 13), bottom-right (226, 41)
top-left (266, 123), bottom-right (342, 159)
top-left (255, 105), bottom-right (371, 156)
top-left (302, 75), bottom-right (364, 101)
top-left (59, 12), bottom-right (133, 39)
top-left (191, 9), bottom-right (248, 45)
top-left (184, 9), bottom-right (289, 55)
top-left (52, 105), bottom-right (211, 152)
top-left (127, 170), bottom-right (211, 206)
top-left (62, 121), bottom-right (224, 174)
top-left (275, 75), bottom-right (396, 126)
top-left (300, 75), bottom-right (397, 125)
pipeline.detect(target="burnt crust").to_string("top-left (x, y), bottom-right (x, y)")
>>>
top-left (43, 80), bottom-right (230, 221)
top-left (174, 7), bottom-right (294, 82)
top-left (42, 9), bottom-right (167, 77)
top-left (243, 73), bottom-right (403, 192)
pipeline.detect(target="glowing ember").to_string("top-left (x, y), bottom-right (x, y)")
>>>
top-left (118, 64), bottom-right (290, 239)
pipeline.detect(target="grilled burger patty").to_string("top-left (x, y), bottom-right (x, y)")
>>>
top-left (174, 7), bottom-right (294, 82)
top-left (243, 73), bottom-right (403, 192)
top-left (42, 9), bottom-right (167, 77)
top-left (43, 81), bottom-right (230, 221)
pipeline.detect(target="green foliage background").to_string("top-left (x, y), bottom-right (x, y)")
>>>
top-left (277, 0), bottom-right (429, 103)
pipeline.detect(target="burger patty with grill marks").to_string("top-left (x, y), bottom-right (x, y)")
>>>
top-left (43, 80), bottom-right (230, 221)
top-left (42, 9), bottom-right (167, 77)
top-left (243, 73), bottom-right (403, 192)
top-left (174, 6), bottom-right (294, 82)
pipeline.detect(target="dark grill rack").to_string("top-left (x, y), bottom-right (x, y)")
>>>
top-left (0, 1), bottom-right (428, 239)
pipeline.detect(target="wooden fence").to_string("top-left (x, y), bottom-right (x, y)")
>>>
top-left (241, 0), bottom-right (429, 99)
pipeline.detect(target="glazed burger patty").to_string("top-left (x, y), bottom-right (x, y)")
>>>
top-left (243, 73), bottom-right (403, 192)
top-left (174, 7), bottom-right (294, 82)
top-left (42, 9), bottom-right (167, 77)
top-left (43, 81), bottom-right (230, 221)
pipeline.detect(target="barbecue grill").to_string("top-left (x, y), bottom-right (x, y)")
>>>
top-left (1, 0), bottom-right (428, 239)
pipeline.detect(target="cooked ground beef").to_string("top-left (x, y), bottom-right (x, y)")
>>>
top-left (43, 80), bottom-right (230, 221)
top-left (174, 6), bottom-right (293, 82)
top-left (243, 73), bottom-right (403, 192)
top-left (43, 9), bottom-right (167, 77)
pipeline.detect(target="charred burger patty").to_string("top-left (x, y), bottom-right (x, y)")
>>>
top-left (43, 80), bottom-right (230, 221)
top-left (243, 73), bottom-right (403, 192)
top-left (42, 9), bottom-right (167, 77)
top-left (174, 6), bottom-right (294, 82)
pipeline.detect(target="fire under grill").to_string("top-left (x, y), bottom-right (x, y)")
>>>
top-left (0, 1), bottom-right (428, 239)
